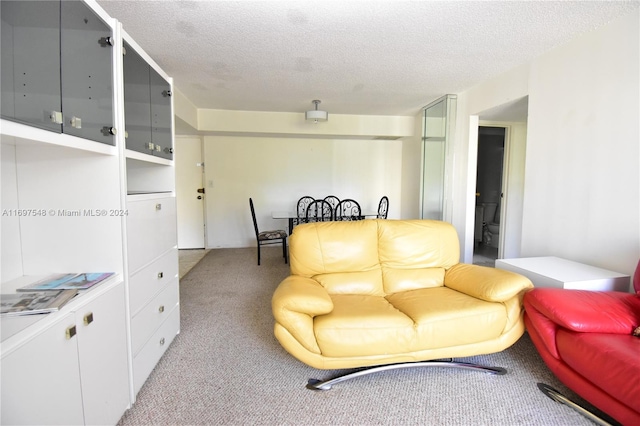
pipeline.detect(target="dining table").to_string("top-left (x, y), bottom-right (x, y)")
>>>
top-left (272, 210), bottom-right (379, 235)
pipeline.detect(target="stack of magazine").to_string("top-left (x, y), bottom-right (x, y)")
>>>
top-left (1, 272), bottom-right (114, 317)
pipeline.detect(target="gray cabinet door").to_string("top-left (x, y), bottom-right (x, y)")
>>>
top-left (123, 41), bottom-right (152, 155)
top-left (1, 1), bottom-right (62, 132)
top-left (149, 68), bottom-right (173, 160)
top-left (61, 1), bottom-right (114, 145)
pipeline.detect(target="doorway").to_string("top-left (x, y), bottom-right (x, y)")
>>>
top-left (175, 135), bottom-right (206, 249)
top-left (473, 126), bottom-right (506, 266)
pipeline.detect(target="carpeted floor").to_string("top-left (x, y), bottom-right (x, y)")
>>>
top-left (118, 247), bottom-right (598, 425)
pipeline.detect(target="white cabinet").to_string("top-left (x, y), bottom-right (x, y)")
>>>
top-left (1, 0), bottom-right (117, 145)
top-left (76, 282), bottom-right (131, 425)
top-left (126, 193), bottom-right (180, 396)
top-left (121, 31), bottom-right (179, 400)
top-left (0, 0), bottom-right (179, 423)
top-left (1, 281), bottom-right (129, 425)
top-left (1, 312), bottom-right (84, 425)
top-left (123, 38), bottom-right (173, 159)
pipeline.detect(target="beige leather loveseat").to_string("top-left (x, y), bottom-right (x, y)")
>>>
top-left (272, 219), bottom-right (533, 387)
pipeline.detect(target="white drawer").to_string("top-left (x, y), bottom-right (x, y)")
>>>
top-left (129, 248), bottom-right (178, 314)
top-left (127, 195), bottom-right (177, 273)
top-left (133, 306), bottom-right (180, 395)
top-left (131, 279), bottom-right (179, 356)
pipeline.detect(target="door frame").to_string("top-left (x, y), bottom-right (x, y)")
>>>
top-left (475, 123), bottom-right (511, 259)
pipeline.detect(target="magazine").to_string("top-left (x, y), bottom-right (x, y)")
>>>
top-left (0, 290), bottom-right (78, 317)
top-left (17, 272), bottom-right (114, 292)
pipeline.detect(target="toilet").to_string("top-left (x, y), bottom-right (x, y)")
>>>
top-left (482, 202), bottom-right (500, 248)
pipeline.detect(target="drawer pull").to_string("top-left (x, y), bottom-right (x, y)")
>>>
top-left (157, 272), bottom-right (164, 279)
top-left (155, 203), bottom-right (162, 211)
top-left (83, 312), bottom-right (94, 326)
top-left (159, 337), bottom-right (165, 346)
top-left (65, 325), bottom-right (77, 340)
top-left (158, 305), bottom-right (165, 313)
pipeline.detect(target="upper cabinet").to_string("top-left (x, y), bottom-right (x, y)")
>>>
top-left (1, 1), bottom-right (62, 133)
top-left (0, 0), bottom-right (116, 145)
top-left (124, 39), bottom-right (173, 160)
top-left (61, 0), bottom-right (115, 144)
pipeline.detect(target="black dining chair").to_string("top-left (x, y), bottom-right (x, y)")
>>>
top-left (305, 199), bottom-right (333, 223)
top-left (335, 198), bottom-right (363, 221)
top-left (377, 196), bottom-right (389, 219)
top-left (323, 195), bottom-right (340, 211)
top-left (249, 198), bottom-right (288, 265)
top-left (294, 196), bottom-right (315, 226)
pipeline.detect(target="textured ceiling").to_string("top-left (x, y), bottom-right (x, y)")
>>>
top-left (97, 0), bottom-right (639, 116)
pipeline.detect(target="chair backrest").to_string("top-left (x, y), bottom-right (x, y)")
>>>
top-left (634, 258), bottom-right (640, 294)
top-left (335, 199), bottom-right (362, 221)
top-left (323, 195), bottom-right (340, 210)
top-left (296, 196), bottom-right (315, 218)
top-left (305, 199), bottom-right (333, 222)
top-left (377, 196), bottom-right (389, 219)
top-left (249, 198), bottom-right (260, 238)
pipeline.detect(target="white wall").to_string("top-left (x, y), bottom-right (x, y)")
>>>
top-left (522, 9), bottom-right (639, 275)
top-left (451, 9), bottom-right (639, 277)
top-left (203, 135), bottom-right (403, 248)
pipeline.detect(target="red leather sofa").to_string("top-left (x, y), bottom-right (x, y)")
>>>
top-left (523, 261), bottom-right (640, 425)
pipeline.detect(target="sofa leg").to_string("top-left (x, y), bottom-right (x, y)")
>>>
top-left (536, 383), bottom-right (618, 426)
top-left (306, 360), bottom-right (506, 391)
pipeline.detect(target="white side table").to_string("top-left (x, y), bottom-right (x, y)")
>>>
top-left (495, 256), bottom-right (630, 291)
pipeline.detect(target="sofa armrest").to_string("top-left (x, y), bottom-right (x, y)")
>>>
top-left (524, 288), bottom-right (640, 334)
top-left (272, 276), bottom-right (334, 354)
top-left (444, 263), bottom-right (534, 302)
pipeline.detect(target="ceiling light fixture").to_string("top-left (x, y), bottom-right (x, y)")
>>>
top-left (305, 99), bottom-right (328, 123)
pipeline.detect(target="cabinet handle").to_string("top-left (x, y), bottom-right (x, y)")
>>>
top-left (83, 312), bottom-right (94, 326)
top-left (157, 272), bottom-right (164, 279)
top-left (65, 325), bottom-right (77, 340)
top-left (164, 147), bottom-right (174, 154)
top-left (98, 36), bottom-right (113, 47)
top-left (101, 126), bottom-right (117, 136)
top-left (158, 305), bottom-right (165, 313)
top-left (49, 110), bottom-right (63, 124)
top-left (162, 90), bottom-right (172, 97)
top-left (155, 203), bottom-right (162, 211)
top-left (159, 337), bottom-right (165, 346)
top-left (69, 116), bottom-right (82, 129)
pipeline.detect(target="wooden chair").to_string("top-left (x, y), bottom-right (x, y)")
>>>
top-left (335, 198), bottom-right (363, 221)
top-left (305, 199), bottom-right (333, 223)
top-left (249, 198), bottom-right (287, 265)
top-left (377, 196), bottom-right (389, 219)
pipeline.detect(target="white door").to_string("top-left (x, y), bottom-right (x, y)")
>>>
top-left (175, 136), bottom-right (205, 248)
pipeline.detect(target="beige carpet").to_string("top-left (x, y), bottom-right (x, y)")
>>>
top-left (118, 247), bottom-right (598, 425)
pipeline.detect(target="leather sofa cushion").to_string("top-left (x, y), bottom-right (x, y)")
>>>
top-left (557, 329), bottom-right (640, 413)
top-left (378, 220), bottom-right (460, 270)
top-left (290, 220), bottom-right (380, 277)
top-left (315, 268), bottom-right (384, 296)
top-left (314, 294), bottom-right (414, 357)
top-left (383, 267), bottom-right (445, 293)
top-left (315, 287), bottom-right (507, 357)
top-left (389, 287), bottom-right (507, 348)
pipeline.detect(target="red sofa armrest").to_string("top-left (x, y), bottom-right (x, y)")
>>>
top-left (524, 288), bottom-right (640, 334)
